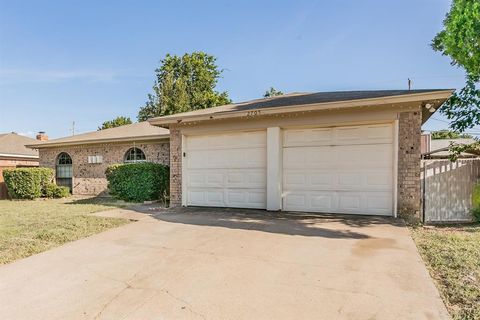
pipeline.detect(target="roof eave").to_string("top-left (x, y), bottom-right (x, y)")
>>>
top-left (148, 90), bottom-right (454, 127)
top-left (26, 134), bottom-right (170, 149)
top-left (0, 153), bottom-right (39, 159)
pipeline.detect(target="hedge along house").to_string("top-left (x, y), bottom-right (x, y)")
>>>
top-left (0, 132), bottom-right (41, 199)
top-left (149, 89), bottom-right (453, 219)
top-left (26, 122), bottom-right (170, 195)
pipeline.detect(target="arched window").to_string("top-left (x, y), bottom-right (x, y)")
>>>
top-left (56, 152), bottom-right (72, 191)
top-left (124, 147), bottom-right (146, 163)
top-left (57, 152), bottom-right (72, 165)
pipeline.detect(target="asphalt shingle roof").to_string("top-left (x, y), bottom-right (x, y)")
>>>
top-left (27, 122), bottom-right (169, 148)
top-left (150, 89), bottom-right (452, 122)
top-left (0, 133), bottom-right (39, 157)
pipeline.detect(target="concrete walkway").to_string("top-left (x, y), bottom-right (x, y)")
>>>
top-left (0, 207), bottom-right (449, 320)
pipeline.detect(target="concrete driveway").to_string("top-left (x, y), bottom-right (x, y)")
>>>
top-left (0, 207), bottom-right (449, 320)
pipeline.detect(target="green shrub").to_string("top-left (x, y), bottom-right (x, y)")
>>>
top-left (44, 183), bottom-right (70, 198)
top-left (472, 183), bottom-right (480, 222)
top-left (3, 168), bottom-right (54, 199)
top-left (106, 162), bottom-right (169, 202)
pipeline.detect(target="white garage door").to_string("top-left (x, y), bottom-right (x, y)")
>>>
top-left (185, 131), bottom-right (267, 209)
top-left (283, 124), bottom-right (394, 215)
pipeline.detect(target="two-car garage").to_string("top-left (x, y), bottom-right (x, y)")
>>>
top-left (183, 123), bottom-right (396, 216)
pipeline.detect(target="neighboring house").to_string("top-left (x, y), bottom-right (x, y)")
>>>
top-left (149, 89), bottom-right (453, 219)
top-left (27, 122), bottom-right (169, 195)
top-left (421, 133), bottom-right (479, 159)
top-left (0, 132), bottom-right (41, 199)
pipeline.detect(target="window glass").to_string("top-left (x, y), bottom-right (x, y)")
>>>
top-left (124, 147), bottom-right (146, 163)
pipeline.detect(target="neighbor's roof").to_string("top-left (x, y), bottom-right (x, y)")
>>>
top-left (27, 122), bottom-right (170, 149)
top-left (424, 138), bottom-right (478, 158)
top-left (430, 138), bottom-right (476, 152)
top-left (149, 89), bottom-right (454, 126)
top-left (0, 133), bottom-right (39, 158)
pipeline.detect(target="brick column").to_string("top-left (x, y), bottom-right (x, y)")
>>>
top-left (397, 109), bottom-right (422, 221)
top-left (169, 126), bottom-right (183, 207)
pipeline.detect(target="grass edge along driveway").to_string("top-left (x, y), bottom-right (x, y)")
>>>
top-left (411, 224), bottom-right (480, 320)
top-left (0, 197), bottom-right (131, 265)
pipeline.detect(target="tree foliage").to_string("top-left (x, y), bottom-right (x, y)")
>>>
top-left (263, 87), bottom-right (284, 98)
top-left (98, 116), bottom-right (132, 130)
top-left (449, 140), bottom-right (480, 161)
top-left (138, 52), bottom-right (231, 121)
top-left (431, 129), bottom-right (473, 140)
top-left (432, 0), bottom-right (480, 132)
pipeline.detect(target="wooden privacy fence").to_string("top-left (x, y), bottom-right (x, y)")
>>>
top-left (421, 159), bottom-right (480, 223)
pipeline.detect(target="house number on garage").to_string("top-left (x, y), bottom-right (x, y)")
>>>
top-left (246, 110), bottom-right (261, 117)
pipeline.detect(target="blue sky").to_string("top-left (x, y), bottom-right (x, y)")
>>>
top-left (0, 0), bottom-right (472, 138)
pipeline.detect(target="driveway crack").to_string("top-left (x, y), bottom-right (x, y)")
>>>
top-left (162, 289), bottom-right (207, 320)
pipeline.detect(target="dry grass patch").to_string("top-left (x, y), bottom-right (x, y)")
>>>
top-left (412, 224), bottom-right (480, 320)
top-left (0, 197), bottom-right (131, 264)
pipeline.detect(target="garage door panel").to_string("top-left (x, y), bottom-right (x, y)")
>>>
top-left (284, 128), bottom-right (333, 147)
top-left (284, 124), bottom-right (393, 148)
top-left (366, 194), bottom-right (392, 213)
top-left (283, 147), bottom-right (335, 168)
top-left (284, 191), bottom-right (392, 215)
top-left (224, 148), bottom-right (264, 167)
top-left (226, 189), bottom-right (266, 208)
top-left (283, 124), bottom-right (394, 216)
top-left (284, 170), bottom-right (391, 191)
top-left (186, 131), bottom-right (267, 209)
top-left (338, 193), bottom-right (362, 211)
top-left (338, 172), bottom-right (362, 187)
top-left (226, 169), bottom-right (266, 188)
top-left (367, 124), bottom-right (393, 140)
top-left (187, 189), bottom-right (224, 206)
top-left (188, 188), bottom-right (266, 209)
top-left (187, 172), bottom-right (223, 188)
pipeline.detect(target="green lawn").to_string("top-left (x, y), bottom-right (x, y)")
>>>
top-left (412, 224), bottom-right (480, 320)
top-left (0, 197), bottom-right (131, 265)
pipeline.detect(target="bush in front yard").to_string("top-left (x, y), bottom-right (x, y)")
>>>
top-left (3, 168), bottom-right (54, 199)
top-left (44, 183), bottom-right (70, 198)
top-left (105, 162), bottom-right (169, 202)
top-left (472, 183), bottom-right (480, 222)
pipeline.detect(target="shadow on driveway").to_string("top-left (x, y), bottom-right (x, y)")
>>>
top-left (130, 206), bottom-right (405, 239)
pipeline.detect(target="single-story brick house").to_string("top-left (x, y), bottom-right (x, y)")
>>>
top-left (0, 132), bottom-right (41, 199)
top-left (148, 89), bottom-right (453, 219)
top-left (27, 122), bottom-right (169, 195)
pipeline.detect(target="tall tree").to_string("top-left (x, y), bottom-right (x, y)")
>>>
top-left (432, 0), bottom-right (480, 159)
top-left (138, 52), bottom-right (231, 121)
top-left (432, 0), bottom-right (480, 132)
top-left (98, 116), bottom-right (132, 130)
top-left (263, 87), bottom-right (284, 98)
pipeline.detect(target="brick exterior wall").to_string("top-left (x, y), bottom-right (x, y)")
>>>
top-left (39, 141), bottom-right (169, 195)
top-left (169, 127), bottom-right (182, 207)
top-left (397, 109), bottom-right (422, 220)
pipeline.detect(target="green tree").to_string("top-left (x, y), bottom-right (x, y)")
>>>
top-left (432, 0), bottom-right (480, 132)
top-left (98, 116), bottom-right (132, 130)
top-left (263, 87), bottom-right (284, 98)
top-left (432, 0), bottom-right (480, 159)
top-left (431, 129), bottom-right (473, 140)
top-left (138, 52), bottom-right (231, 121)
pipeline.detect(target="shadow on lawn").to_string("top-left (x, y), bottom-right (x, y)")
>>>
top-left (64, 196), bottom-right (133, 209)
